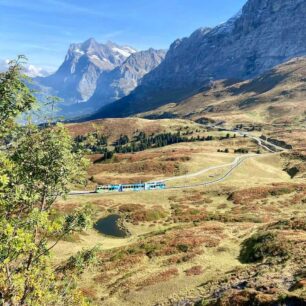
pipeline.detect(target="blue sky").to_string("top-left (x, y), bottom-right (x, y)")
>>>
top-left (0, 0), bottom-right (246, 72)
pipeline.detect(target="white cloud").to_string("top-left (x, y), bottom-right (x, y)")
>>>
top-left (0, 59), bottom-right (10, 72)
top-left (0, 59), bottom-right (50, 77)
top-left (24, 64), bottom-right (50, 77)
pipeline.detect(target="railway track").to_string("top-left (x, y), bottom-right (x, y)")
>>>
top-left (69, 154), bottom-right (265, 195)
top-left (69, 130), bottom-right (286, 196)
top-left (168, 154), bottom-right (256, 190)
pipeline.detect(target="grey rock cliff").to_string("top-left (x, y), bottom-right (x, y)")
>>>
top-left (90, 0), bottom-right (306, 119)
top-left (89, 48), bottom-right (166, 107)
top-left (36, 38), bottom-right (136, 105)
top-left (144, 0), bottom-right (306, 90)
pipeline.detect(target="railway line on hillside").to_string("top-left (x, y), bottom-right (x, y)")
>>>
top-left (69, 129), bottom-right (286, 196)
top-left (164, 154), bottom-right (257, 190)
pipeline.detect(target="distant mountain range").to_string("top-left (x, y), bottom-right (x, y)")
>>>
top-left (87, 0), bottom-right (306, 120)
top-left (36, 38), bottom-right (137, 105)
top-left (34, 39), bottom-right (165, 118)
top-left (33, 0), bottom-right (306, 122)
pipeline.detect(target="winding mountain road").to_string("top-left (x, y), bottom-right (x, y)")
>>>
top-left (155, 129), bottom-right (286, 186)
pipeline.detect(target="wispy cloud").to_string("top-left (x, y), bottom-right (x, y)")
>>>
top-left (101, 30), bottom-right (125, 39)
top-left (0, 0), bottom-right (110, 18)
top-left (41, 0), bottom-right (110, 17)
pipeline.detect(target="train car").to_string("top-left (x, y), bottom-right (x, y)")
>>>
top-left (95, 185), bottom-right (122, 193)
top-left (145, 182), bottom-right (166, 190)
top-left (95, 182), bottom-right (166, 193)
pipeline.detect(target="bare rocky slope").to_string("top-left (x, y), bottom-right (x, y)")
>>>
top-left (36, 38), bottom-right (136, 105)
top-left (88, 0), bottom-right (306, 120)
top-left (138, 57), bottom-right (306, 125)
top-left (87, 48), bottom-right (166, 109)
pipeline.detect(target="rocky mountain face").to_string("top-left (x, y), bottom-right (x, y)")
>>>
top-left (88, 48), bottom-right (166, 108)
top-left (138, 57), bottom-right (306, 125)
top-left (88, 0), bottom-right (306, 119)
top-left (35, 38), bottom-right (136, 105)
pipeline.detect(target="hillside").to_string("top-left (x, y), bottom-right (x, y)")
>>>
top-left (59, 109), bottom-right (306, 305)
top-left (88, 0), bottom-right (306, 119)
top-left (66, 117), bottom-right (204, 143)
top-left (56, 118), bottom-right (306, 305)
top-left (139, 57), bottom-right (306, 125)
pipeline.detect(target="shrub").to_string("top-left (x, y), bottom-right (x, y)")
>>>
top-left (267, 218), bottom-right (306, 231)
top-left (185, 265), bottom-right (204, 276)
top-left (177, 244), bottom-right (189, 253)
top-left (239, 231), bottom-right (290, 263)
top-left (120, 204), bottom-right (168, 223)
top-left (140, 268), bottom-right (179, 287)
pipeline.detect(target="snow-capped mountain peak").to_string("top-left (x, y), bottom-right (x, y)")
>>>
top-left (111, 46), bottom-right (136, 58)
top-left (35, 38), bottom-right (138, 104)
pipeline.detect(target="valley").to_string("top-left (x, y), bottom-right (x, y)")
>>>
top-left (1, 0), bottom-right (305, 305)
top-left (53, 117), bottom-right (305, 305)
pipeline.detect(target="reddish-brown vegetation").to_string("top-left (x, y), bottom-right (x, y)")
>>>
top-left (138, 268), bottom-right (179, 288)
top-left (185, 265), bottom-right (204, 276)
top-left (228, 183), bottom-right (306, 205)
top-left (171, 203), bottom-right (208, 223)
top-left (80, 287), bottom-right (98, 299)
top-left (118, 204), bottom-right (168, 224)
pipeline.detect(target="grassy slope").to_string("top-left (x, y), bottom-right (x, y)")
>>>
top-left (139, 57), bottom-right (306, 126)
top-left (56, 95), bottom-right (306, 304)
top-left (66, 118), bottom-right (204, 142)
top-left (54, 120), bottom-right (305, 305)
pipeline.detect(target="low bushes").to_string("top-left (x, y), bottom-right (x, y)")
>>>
top-left (239, 231), bottom-right (290, 263)
top-left (185, 265), bottom-right (204, 276)
top-left (118, 204), bottom-right (168, 224)
top-left (139, 268), bottom-right (179, 288)
top-left (228, 184), bottom-right (305, 205)
top-left (267, 217), bottom-right (306, 231)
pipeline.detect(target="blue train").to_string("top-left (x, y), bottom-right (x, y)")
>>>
top-left (96, 182), bottom-right (166, 193)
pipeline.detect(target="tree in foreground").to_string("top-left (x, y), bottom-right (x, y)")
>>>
top-left (0, 57), bottom-right (97, 305)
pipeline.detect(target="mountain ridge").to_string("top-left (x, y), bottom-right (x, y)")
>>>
top-left (87, 0), bottom-right (306, 120)
top-left (35, 38), bottom-right (137, 105)
top-left (87, 48), bottom-right (166, 108)
top-left (137, 56), bottom-right (306, 126)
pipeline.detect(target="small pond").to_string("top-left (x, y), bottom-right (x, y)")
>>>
top-left (94, 214), bottom-right (128, 238)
